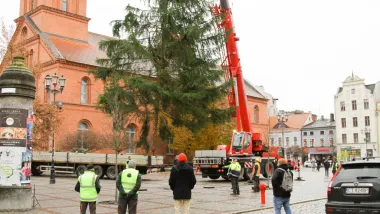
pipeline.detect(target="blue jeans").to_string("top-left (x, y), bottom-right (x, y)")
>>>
top-left (273, 196), bottom-right (292, 214)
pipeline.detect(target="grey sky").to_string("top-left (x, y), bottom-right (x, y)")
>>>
top-left (1, 0), bottom-right (380, 117)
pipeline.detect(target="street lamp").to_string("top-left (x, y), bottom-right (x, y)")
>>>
top-left (44, 73), bottom-right (66, 184)
top-left (277, 114), bottom-right (289, 159)
top-left (361, 127), bottom-right (371, 159)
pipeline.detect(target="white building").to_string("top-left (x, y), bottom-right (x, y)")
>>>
top-left (334, 74), bottom-right (379, 160)
top-left (255, 85), bottom-right (278, 117)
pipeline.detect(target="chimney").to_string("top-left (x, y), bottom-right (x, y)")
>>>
top-left (330, 113), bottom-right (335, 122)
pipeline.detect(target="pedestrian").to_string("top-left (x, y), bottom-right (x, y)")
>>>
top-left (117, 160), bottom-right (141, 214)
top-left (311, 159), bottom-right (316, 171)
top-left (317, 159), bottom-right (321, 172)
top-left (75, 164), bottom-right (101, 214)
top-left (331, 159), bottom-right (339, 175)
top-left (173, 155), bottom-right (179, 166)
top-left (323, 159), bottom-right (330, 177)
top-left (273, 158), bottom-right (278, 170)
top-left (225, 159), bottom-right (241, 195)
top-left (272, 158), bottom-right (293, 214)
top-left (251, 158), bottom-right (261, 193)
top-left (169, 153), bottom-right (196, 214)
top-left (125, 156), bottom-right (131, 169)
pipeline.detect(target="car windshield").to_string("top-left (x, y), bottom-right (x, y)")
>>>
top-left (232, 132), bottom-right (244, 151)
top-left (336, 163), bottom-right (380, 180)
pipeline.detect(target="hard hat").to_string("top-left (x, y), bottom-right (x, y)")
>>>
top-left (255, 158), bottom-right (261, 162)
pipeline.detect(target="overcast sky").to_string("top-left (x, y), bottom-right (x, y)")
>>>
top-left (1, 0), bottom-right (380, 117)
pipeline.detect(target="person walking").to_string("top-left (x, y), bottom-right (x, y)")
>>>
top-left (116, 160), bottom-right (141, 214)
top-left (169, 153), bottom-right (196, 214)
top-left (225, 159), bottom-right (241, 195)
top-left (316, 159), bottom-right (321, 172)
top-left (311, 159), bottom-right (316, 171)
top-left (331, 159), bottom-right (339, 175)
top-left (272, 158), bottom-right (293, 214)
top-left (75, 164), bottom-right (101, 214)
top-left (251, 158), bottom-right (261, 193)
top-left (323, 159), bottom-right (330, 178)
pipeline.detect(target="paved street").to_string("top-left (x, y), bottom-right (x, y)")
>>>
top-left (13, 167), bottom-right (329, 214)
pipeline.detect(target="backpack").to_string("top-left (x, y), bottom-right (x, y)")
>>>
top-left (278, 168), bottom-right (293, 192)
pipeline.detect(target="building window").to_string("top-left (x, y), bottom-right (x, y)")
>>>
top-left (253, 105), bottom-right (259, 123)
top-left (78, 122), bottom-right (89, 131)
top-left (320, 131), bottom-right (324, 135)
top-left (29, 50), bottom-right (34, 67)
top-left (365, 116), bottom-right (370, 126)
top-left (340, 101), bottom-right (345, 111)
top-left (293, 137), bottom-right (297, 146)
top-left (81, 77), bottom-right (90, 104)
top-left (364, 99), bottom-right (369, 109)
top-left (126, 125), bottom-right (136, 154)
top-left (21, 27), bottom-right (27, 41)
top-left (270, 138), bottom-right (274, 146)
top-left (353, 117), bottom-right (358, 127)
top-left (167, 138), bottom-right (174, 154)
top-left (278, 137), bottom-right (282, 147)
top-left (329, 130), bottom-right (334, 135)
top-left (351, 88), bottom-right (355, 94)
top-left (353, 133), bottom-right (358, 143)
top-left (320, 138), bottom-right (324, 147)
top-left (329, 138), bottom-right (334, 147)
top-left (342, 134), bottom-right (347, 144)
top-left (286, 137), bottom-right (289, 147)
top-left (303, 139), bottom-right (307, 147)
top-left (62, 0), bottom-right (68, 11)
top-left (310, 139), bottom-right (314, 147)
top-left (365, 132), bottom-right (371, 143)
top-left (303, 132), bottom-right (307, 136)
top-left (352, 100), bottom-right (357, 110)
top-left (310, 131), bottom-right (314, 136)
top-left (31, 0), bottom-right (35, 9)
top-left (341, 118), bottom-right (346, 128)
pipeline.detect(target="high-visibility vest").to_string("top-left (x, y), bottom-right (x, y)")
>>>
top-left (332, 163), bottom-right (339, 170)
top-left (121, 168), bottom-right (139, 194)
top-left (78, 171), bottom-right (98, 202)
top-left (229, 162), bottom-right (241, 177)
top-left (254, 162), bottom-right (261, 177)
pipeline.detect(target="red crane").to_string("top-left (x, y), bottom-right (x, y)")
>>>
top-left (214, 0), bottom-right (263, 156)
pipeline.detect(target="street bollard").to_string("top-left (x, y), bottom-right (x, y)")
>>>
top-left (259, 183), bottom-right (267, 204)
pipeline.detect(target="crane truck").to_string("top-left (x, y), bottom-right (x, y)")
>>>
top-left (193, 0), bottom-right (284, 180)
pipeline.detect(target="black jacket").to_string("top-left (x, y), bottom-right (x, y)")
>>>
top-left (75, 171), bottom-right (101, 194)
top-left (169, 162), bottom-right (196, 200)
top-left (271, 164), bottom-right (293, 198)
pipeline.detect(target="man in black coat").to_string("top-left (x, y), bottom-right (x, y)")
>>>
top-left (169, 153), bottom-right (196, 214)
top-left (272, 158), bottom-right (293, 214)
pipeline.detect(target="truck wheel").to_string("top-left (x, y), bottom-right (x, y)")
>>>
top-left (94, 165), bottom-right (104, 178)
top-left (263, 162), bottom-right (274, 178)
top-left (31, 164), bottom-right (42, 176)
top-left (76, 165), bottom-right (87, 177)
top-left (106, 166), bottom-right (116, 180)
top-left (209, 175), bottom-right (220, 180)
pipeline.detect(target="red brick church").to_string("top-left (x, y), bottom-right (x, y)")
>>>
top-left (0, 0), bottom-right (271, 159)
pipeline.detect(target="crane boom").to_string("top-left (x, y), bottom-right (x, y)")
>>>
top-left (216, 0), bottom-right (263, 155)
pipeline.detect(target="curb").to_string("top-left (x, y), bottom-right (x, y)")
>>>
top-left (233, 197), bottom-right (327, 214)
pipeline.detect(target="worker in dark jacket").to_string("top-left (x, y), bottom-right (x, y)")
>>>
top-left (272, 158), bottom-right (293, 214)
top-left (169, 153), bottom-right (196, 214)
top-left (75, 164), bottom-right (101, 214)
top-left (116, 160), bottom-right (141, 214)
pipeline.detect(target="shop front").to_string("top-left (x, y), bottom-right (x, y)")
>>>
top-left (307, 147), bottom-right (333, 161)
top-left (339, 146), bottom-right (361, 161)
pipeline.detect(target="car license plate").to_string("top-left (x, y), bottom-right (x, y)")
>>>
top-left (345, 188), bottom-right (369, 194)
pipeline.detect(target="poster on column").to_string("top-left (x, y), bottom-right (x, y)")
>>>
top-left (0, 108), bottom-right (28, 186)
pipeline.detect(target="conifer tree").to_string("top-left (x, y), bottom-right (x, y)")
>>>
top-left (94, 0), bottom-right (233, 148)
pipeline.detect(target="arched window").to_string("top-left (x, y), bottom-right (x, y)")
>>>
top-left (253, 105), bottom-right (259, 123)
top-left (81, 77), bottom-right (90, 104)
top-left (62, 0), bottom-right (68, 11)
top-left (78, 122), bottom-right (89, 131)
top-left (126, 125), bottom-right (136, 154)
top-left (21, 27), bottom-right (27, 41)
top-left (31, 0), bottom-right (35, 9)
top-left (29, 50), bottom-right (34, 67)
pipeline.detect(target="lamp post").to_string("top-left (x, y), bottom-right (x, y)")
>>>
top-left (45, 73), bottom-right (66, 184)
top-left (361, 127), bottom-right (371, 159)
top-left (277, 114), bottom-right (289, 159)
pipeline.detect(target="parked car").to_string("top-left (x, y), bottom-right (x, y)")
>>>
top-left (325, 160), bottom-right (380, 213)
top-left (304, 161), bottom-right (312, 168)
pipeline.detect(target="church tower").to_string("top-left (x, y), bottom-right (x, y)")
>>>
top-left (18, 0), bottom-right (89, 41)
